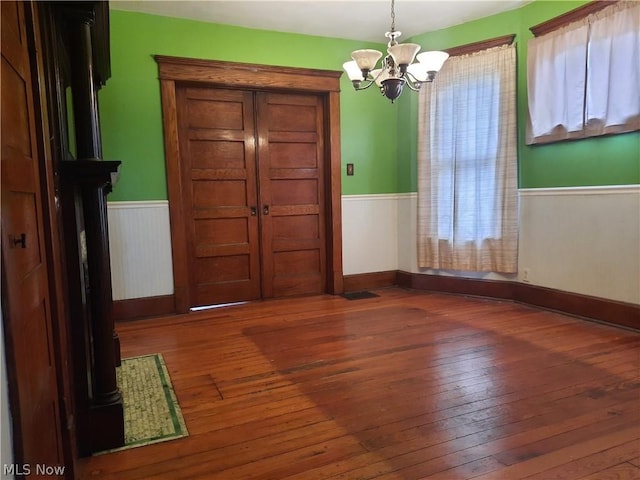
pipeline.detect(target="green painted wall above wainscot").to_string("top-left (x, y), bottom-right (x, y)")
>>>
top-left (397, 0), bottom-right (640, 192)
top-left (100, 10), bottom-right (398, 200)
top-left (102, 3), bottom-right (639, 202)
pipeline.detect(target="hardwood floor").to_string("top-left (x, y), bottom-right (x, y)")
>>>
top-left (79, 288), bottom-right (640, 479)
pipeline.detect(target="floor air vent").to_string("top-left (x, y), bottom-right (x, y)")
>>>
top-left (341, 291), bottom-right (380, 300)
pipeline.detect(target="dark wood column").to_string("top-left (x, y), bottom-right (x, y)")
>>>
top-left (69, 13), bottom-right (102, 158)
top-left (61, 160), bottom-right (124, 454)
top-left (51, 1), bottom-right (125, 455)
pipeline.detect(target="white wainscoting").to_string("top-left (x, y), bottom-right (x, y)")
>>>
top-left (397, 187), bottom-right (639, 303)
top-left (342, 194), bottom-right (400, 275)
top-left (109, 188), bottom-right (639, 305)
top-left (107, 201), bottom-right (174, 301)
top-left (109, 196), bottom-right (401, 297)
top-left (396, 193), bottom-right (418, 274)
top-left (518, 185), bottom-right (640, 304)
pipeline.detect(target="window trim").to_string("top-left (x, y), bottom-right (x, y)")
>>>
top-left (530, 1), bottom-right (617, 37)
top-left (445, 34), bottom-right (516, 57)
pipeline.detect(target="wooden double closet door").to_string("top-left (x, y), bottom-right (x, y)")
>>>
top-left (176, 86), bottom-right (327, 307)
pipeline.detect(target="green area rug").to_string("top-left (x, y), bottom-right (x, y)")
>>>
top-left (98, 353), bottom-right (188, 454)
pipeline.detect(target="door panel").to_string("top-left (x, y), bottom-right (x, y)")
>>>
top-left (190, 141), bottom-right (245, 169)
top-left (193, 180), bottom-right (247, 207)
top-left (272, 215), bottom-right (319, 239)
top-left (177, 87), bottom-right (261, 306)
top-left (257, 92), bottom-right (326, 298)
top-left (270, 143), bottom-right (317, 168)
top-left (274, 250), bottom-right (321, 275)
top-left (195, 255), bottom-right (252, 283)
top-left (271, 179), bottom-right (319, 205)
top-left (1, 0), bottom-right (64, 470)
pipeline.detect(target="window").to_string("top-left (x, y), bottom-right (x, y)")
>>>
top-left (527, 1), bottom-right (640, 144)
top-left (417, 43), bottom-right (518, 273)
top-left (433, 75), bottom-right (500, 242)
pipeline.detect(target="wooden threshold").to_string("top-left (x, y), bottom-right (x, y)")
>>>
top-left (82, 288), bottom-right (640, 479)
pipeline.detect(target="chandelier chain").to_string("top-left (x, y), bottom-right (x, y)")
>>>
top-left (390, 0), bottom-right (396, 32)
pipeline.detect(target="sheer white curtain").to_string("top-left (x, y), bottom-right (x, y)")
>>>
top-left (586, 1), bottom-right (640, 136)
top-left (527, 21), bottom-right (589, 140)
top-left (527, 1), bottom-right (640, 143)
top-left (417, 44), bottom-right (518, 273)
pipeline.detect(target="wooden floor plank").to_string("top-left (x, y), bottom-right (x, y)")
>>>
top-left (493, 405), bottom-right (640, 467)
top-left (474, 427), bottom-right (640, 480)
top-left (522, 441), bottom-right (640, 480)
top-left (79, 288), bottom-right (640, 480)
top-left (576, 462), bottom-right (640, 480)
top-left (335, 399), bottom-right (640, 480)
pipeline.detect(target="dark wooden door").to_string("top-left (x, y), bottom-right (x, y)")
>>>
top-left (176, 87), bottom-right (327, 306)
top-left (177, 87), bottom-right (262, 306)
top-left (1, 0), bottom-right (64, 471)
top-left (256, 92), bottom-right (326, 298)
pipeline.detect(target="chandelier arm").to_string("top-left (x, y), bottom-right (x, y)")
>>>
top-left (352, 79), bottom-right (378, 91)
top-left (404, 79), bottom-right (422, 92)
top-left (370, 68), bottom-right (387, 84)
top-left (403, 71), bottom-right (423, 91)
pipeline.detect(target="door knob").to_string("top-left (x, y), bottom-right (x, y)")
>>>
top-left (250, 206), bottom-right (257, 216)
top-left (262, 205), bottom-right (269, 215)
top-left (10, 233), bottom-right (26, 249)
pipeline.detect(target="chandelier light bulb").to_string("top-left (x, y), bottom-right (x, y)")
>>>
top-left (417, 51), bottom-right (450, 73)
top-left (351, 49), bottom-right (383, 72)
top-left (343, 61), bottom-right (365, 81)
top-left (406, 63), bottom-right (429, 82)
top-left (388, 43), bottom-right (421, 68)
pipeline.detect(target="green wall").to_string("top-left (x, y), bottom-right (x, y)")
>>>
top-left (102, 3), bottom-right (639, 201)
top-left (100, 10), bottom-right (397, 200)
top-left (398, 0), bottom-right (640, 192)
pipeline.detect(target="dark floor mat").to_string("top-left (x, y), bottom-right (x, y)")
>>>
top-left (341, 291), bottom-right (380, 300)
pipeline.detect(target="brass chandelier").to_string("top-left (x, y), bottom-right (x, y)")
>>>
top-left (343, 0), bottom-right (449, 103)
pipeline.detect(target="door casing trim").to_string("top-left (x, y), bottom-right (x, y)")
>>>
top-left (155, 56), bottom-right (344, 312)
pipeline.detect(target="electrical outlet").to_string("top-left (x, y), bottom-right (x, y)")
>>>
top-left (522, 268), bottom-right (531, 283)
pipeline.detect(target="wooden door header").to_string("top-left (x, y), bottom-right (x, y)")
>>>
top-left (154, 55), bottom-right (342, 93)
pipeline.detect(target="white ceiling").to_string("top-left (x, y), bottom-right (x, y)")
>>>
top-left (110, 0), bottom-right (531, 43)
